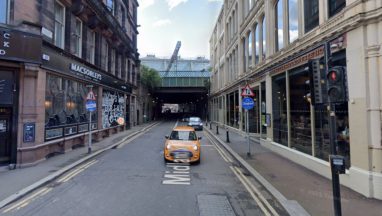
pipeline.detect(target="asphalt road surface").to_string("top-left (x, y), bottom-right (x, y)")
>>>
top-left (1, 122), bottom-right (280, 216)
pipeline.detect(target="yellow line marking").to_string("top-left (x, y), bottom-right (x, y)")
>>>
top-left (230, 166), bottom-right (272, 216)
top-left (234, 167), bottom-right (279, 216)
top-left (204, 132), bottom-right (233, 163)
top-left (58, 160), bottom-right (97, 183)
top-left (2, 187), bottom-right (51, 213)
top-left (60, 160), bottom-right (98, 183)
top-left (117, 133), bottom-right (144, 148)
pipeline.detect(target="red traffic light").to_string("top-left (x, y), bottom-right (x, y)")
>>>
top-left (328, 70), bottom-right (339, 83)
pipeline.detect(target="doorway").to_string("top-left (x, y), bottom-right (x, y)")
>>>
top-left (0, 108), bottom-right (12, 165)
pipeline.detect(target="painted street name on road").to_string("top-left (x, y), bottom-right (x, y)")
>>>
top-left (162, 163), bottom-right (191, 185)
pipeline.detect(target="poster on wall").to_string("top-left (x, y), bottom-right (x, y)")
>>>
top-left (102, 90), bottom-right (125, 128)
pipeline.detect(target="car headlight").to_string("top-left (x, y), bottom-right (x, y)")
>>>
top-left (199, 123), bottom-right (203, 126)
top-left (166, 144), bottom-right (171, 150)
top-left (193, 145), bottom-right (198, 151)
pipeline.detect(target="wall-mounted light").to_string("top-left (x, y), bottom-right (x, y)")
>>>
top-left (45, 101), bottom-right (52, 108)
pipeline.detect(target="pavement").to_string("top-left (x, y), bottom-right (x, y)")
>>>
top-left (0, 122), bottom-right (158, 209)
top-left (205, 122), bottom-right (382, 216)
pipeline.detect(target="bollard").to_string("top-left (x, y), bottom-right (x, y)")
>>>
top-left (216, 125), bottom-right (219, 134)
top-left (226, 130), bottom-right (230, 143)
top-left (210, 122), bottom-right (212, 130)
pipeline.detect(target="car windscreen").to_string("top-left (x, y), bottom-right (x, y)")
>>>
top-left (170, 131), bottom-right (197, 141)
top-left (189, 117), bottom-right (201, 122)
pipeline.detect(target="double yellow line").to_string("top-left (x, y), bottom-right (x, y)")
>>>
top-left (2, 187), bottom-right (52, 213)
top-left (230, 166), bottom-right (279, 216)
top-left (2, 159), bottom-right (98, 214)
top-left (205, 131), bottom-right (279, 216)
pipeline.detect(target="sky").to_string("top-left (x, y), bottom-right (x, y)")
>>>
top-left (137, 0), bottom-right (223, 59)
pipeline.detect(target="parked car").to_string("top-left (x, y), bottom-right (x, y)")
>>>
top-left (164, 126), bottom-right (201, 164)
top-left (187, 117), bottom-right (203, 131)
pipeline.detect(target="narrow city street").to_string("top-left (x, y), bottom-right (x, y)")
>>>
top-left (1, 122), bottom-right (284, 216)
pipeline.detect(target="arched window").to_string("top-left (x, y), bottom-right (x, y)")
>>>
top-left (288, 0), bottom-right (298, 43)
top-left (275, 0), bottom-right (284, 51)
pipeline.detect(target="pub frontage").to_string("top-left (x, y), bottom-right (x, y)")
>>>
top-left (0, 24), bottom-right (134, 167)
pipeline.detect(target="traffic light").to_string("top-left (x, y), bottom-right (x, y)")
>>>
top-left (326, 66), bottom-right (347, 103)
top-left (306, 59), bottom-right (327, 105)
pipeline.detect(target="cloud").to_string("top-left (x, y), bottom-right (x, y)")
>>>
top-left (138, 0), bottom-right (155, 10)
top-left (166, 0), bottom-right (188, 11)
top-left (208, 0), bottom-right (222, 2)
top-left (153, 19), bottom-right (172, 27)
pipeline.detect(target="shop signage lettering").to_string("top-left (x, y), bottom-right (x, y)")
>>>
top-left (271, 46), bottom-right (325, 75)
top-left (70, 63), bottom-right (102, 81)
top-left (0, 26), bottom-right (42, 63)
top-left (0, 32), bottom-right (11, 56)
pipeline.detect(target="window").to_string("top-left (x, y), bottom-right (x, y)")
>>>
top-left (106, 0), bottom-right (115, 15)
top-left (104, 42), bottom-right (109, 71)
top-left (304, 0), bottom-right (319, 33)
top-left (110, 49), bottom-right (116, 75)
top-left (328, 0), bottom-right (346, 17)
top-left (248, 32), bottom-right (252, 67)
top-left (54, 1), bottom-right (65, 49)
top-left (275, 0), bottom-right (284, 51)
top-left (288, 0), bottom-right (299, 43)
top-left (262, 16), bottom-right (266, 60)
top-left (88, 31), bottom-right (95, 64)
top-left (272, 73), bottom-right (288, 146)
top-left (73, 18), bottom-right (82, 57)
top-left (255, 24), bottom-right (259, 64)
top-left (0, 0), bottom-right (9, 24)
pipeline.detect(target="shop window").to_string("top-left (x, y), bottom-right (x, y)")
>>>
top-left (260, 81), bottom-right (267, 138)
top-left (272, 73), bottom-right (288, 146)
top-left (73, 18), bottom-right (82, 57)
top-left (288, 0), bottom-right (299, 44)
top-left (304, 0), bottom-right (319, 33)
top-left (275, 0), bottom-right (284, 51)
top-left (328, 0), bottom-right (346, 17)
top-left (0, 0), bottom-right (9, 24)
top-left (45, 74), bottom-right (97, 130)
top-left (289, 66), bottom-right (312, 155)
top-left (54, 1), bottom-right (65, 49)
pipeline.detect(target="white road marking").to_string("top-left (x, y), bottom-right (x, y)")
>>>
top-left (162, 163), bottom-right (191, 185)
top-left (204, 132), bottom-right (233, 163)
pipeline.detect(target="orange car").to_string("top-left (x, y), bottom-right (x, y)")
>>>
top-left (164, 126), bottom-right (201, 164)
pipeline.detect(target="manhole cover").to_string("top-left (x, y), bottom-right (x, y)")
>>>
top-left (197, 195), bottom-right (236, 216)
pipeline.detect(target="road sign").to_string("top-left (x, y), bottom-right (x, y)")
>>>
top-left (86, 100), bottom-right (96, 112)
top-left (241, 84), bottom-right (255, 97)
top-left (86, 90), bottom-right (96, 101)
top-left (242, 97), bottom-right (255, 110)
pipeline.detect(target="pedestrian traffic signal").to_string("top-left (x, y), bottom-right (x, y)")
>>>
top-left (327, 66), bottom-right (347, 103)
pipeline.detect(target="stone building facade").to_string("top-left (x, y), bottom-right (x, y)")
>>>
top-left (209, 0), bottom-right (382, 199)
top-left (0, 0), bottom-right (140, 167)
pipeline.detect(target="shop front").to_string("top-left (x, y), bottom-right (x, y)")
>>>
top-left (14, 45), bottom-right (132, 165)
top-left (0, 25), bottom-right (41, 166)
top-left (267, 41), bottom-right (350, 168)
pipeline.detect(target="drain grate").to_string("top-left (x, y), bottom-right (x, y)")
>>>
top-left (197, 195), bottom-right (236, 216)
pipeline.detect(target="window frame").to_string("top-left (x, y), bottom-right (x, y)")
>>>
top-left (89, 31), bottom-right (95, 64)
top-left (54, 1), bottom-right (66, 49)
top-left (328, 0), bottom-right (346, 18)
top-left (0, 0), bottom-right (10, 24)
top-left (73, 18), bottom-right (82, 57)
